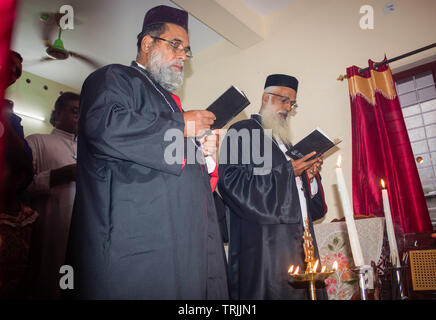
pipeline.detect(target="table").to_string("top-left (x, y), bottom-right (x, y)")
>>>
top-left (313, 217), bottom-right (387, 300)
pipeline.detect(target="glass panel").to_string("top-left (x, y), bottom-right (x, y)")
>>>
top-left (431, 152), bottom-right (436, 165)
top-left (412, 140), bottom-right (429, 154)
top-left (415, 71), bottom-right (435, 89)
top-left (428, 138), bottom-right (436, 152)
top-left (421, 99), bottom-right (436, 113)
top-left (404, 114), bottom-right (423, 129)
top-left (418, 86), bottom-right (436, 102)
top-left (419, 167), bottom-right (435, 180)
top-left (399, 91), bottom-right (418, 107)
top-left (395, 76), bottom-right (415, 94)
top-left (426, 124), bottom-right (436, 138)
top-left (402, 104), bottom-right (421, 117)
top-left (423, 110), bottom-right (436, 126)
top-left (422, 183), bottom-right (434, 194)
top-left (408, 127), bottom-right (426, 142)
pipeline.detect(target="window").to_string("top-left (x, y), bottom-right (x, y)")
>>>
top-left (394, 61), bottom-right (436, 228)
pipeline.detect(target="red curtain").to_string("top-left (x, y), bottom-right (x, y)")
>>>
top-left (0, 0), bottom-right (17, 196)
top-left (347, 58), bottom-right (433, 233)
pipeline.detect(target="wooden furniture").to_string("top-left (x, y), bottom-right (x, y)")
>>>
top-left (400, 232), bottom-right (436, 299)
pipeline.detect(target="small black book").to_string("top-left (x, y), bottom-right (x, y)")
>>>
top-left (286, 128), bottom-right (341, 160)
top-left (207, 86), bottom-right (250, 129)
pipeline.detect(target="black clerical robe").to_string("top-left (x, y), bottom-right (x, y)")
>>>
top-left (66, 62), bottom-right (228, 299)
top-left (218, 114), bottom-right (327, 300)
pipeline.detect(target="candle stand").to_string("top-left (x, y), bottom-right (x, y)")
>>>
top-left (288, 219), bottom-right (337, 300)
top-left (351, 266), bottom-right (372, 300)
top-left (389, 265), bottom-right (408, 300)
top-left (290, 270), bottom-right (334, 300)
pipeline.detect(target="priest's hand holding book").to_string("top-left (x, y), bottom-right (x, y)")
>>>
top-left (198, 129), bottom-right (225, 156)
top-left (306, 155), bottom-right (323, 180)
top-left (290, 151), bottom-right (323, 178)
top-left (183, 110), bottom-right (216, 137)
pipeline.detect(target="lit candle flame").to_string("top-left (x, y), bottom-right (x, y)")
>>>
top-left (381, 179), bottom-right (386, 189)
top-left (312, 259), bottom-right (319, 273)
top-left (293, 266), bottom-right (300, 275)
top-left (321, 265), bottom-right (326, 273)
top-left (288, 265), bottom-right (294, 274)
top-left (332, 261), bottom-right (338, 271)
top-left (336, 154), bottom-right (342, 168)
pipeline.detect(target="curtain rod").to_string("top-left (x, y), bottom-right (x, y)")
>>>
top-left (336, 42), bottom-right (436, 81)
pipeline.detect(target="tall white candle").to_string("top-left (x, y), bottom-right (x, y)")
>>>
top-left (336, 155), bottom-right (365, 267)
top-left (381, 179), bottom-right (400, 267)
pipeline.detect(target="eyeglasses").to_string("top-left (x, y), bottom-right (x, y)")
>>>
top-left (150, 36), bottom-right (193, 58)
top-left (266, 92), bottom-right (298, 109)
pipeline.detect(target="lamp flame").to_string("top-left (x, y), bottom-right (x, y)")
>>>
top-left (288, 265), bottom-right (294, 274)
top-left (312, 259), bottom-right (319, 273)
top-left (293, 266), bottom-right (300, 275)
top-left (321, 265), bottom-right (326, 273)
top-left (336, 154), bottom-right (342, 168)
top-left (332, 261), bottom-right (338, 271)
top-left (381, 179), bottom-right (386, 189)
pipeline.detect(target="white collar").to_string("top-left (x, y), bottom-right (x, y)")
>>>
top-left (135, 61), bottom-right (146, 70)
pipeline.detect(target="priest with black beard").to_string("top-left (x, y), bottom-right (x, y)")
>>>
top-left (218, 74), bottom-right (328, 300)
top-left (66, 5), bottom-right (228, 299)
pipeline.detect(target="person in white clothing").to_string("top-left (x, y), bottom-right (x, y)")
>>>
top-left (26, 92), bottom-right (79, 299)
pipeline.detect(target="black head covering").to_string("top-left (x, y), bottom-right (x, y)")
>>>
top-left (264, 74), bottom-right (298, 92)
top-left (137, 5), bottom-right (189, 41)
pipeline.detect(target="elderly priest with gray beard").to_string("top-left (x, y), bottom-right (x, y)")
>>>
top-left (218, 74), bottom-right (328, 300)
top-left (66, 5), bottom-right (228, 299)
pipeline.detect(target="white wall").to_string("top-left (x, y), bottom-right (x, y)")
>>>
top-left (5, 70), bottom-right (79, 136)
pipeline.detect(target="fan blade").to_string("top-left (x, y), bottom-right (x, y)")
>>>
top-left (23, 57), bottom-right (57, 66)
top-left (69, 51), bottom-right (102, 69)
top-left (40, 56), bottom-right (57, 63)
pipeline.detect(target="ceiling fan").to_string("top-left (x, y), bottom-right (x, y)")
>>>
top-left (35, 11), bottom-right (102, 69)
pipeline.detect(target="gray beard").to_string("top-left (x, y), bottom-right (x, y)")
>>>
top-left (146, 51), bottom-right (184, 93)
top-left (260, 107), bottom-right (291, 145)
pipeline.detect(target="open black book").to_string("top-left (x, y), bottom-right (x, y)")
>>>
top-left (286, 128), bottom-right (341, 160)
top-left (207, 86), bottom-right (250, 129)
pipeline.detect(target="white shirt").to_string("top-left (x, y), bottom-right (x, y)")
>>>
top-left (277, 139), bottom-right (318, 228)
top-left (26, 128), bottom-right (77, 298)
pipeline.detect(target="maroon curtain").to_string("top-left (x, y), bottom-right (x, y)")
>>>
top-left (347, 58), bottom-right (433, 233)
top-left (0, 0), bottom-right (18, 196)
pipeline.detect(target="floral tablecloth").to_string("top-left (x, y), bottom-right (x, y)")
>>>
top-left (313, 217), bottom-right (387, 300)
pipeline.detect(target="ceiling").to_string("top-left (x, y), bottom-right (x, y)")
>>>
top-left (12, 0), bottom-right (297, 90)
top-left (241, 0), bottom-right (297, 17)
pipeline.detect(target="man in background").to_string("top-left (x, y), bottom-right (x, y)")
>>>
top-left (26, 92), bottom-right (79, 299)
top-left (2, 50), bottom-right (32, 159)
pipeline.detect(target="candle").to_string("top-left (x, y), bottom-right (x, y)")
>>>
top-left (381, 179), bottom-right (400, 267)
top-left (336, 155), bottom-right (365, 267)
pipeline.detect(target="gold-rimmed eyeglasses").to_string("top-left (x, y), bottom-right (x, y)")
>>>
top-left (150, 36), bottom-right (193, 58)
top-left (266, 92), bottom-right (298, 109)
